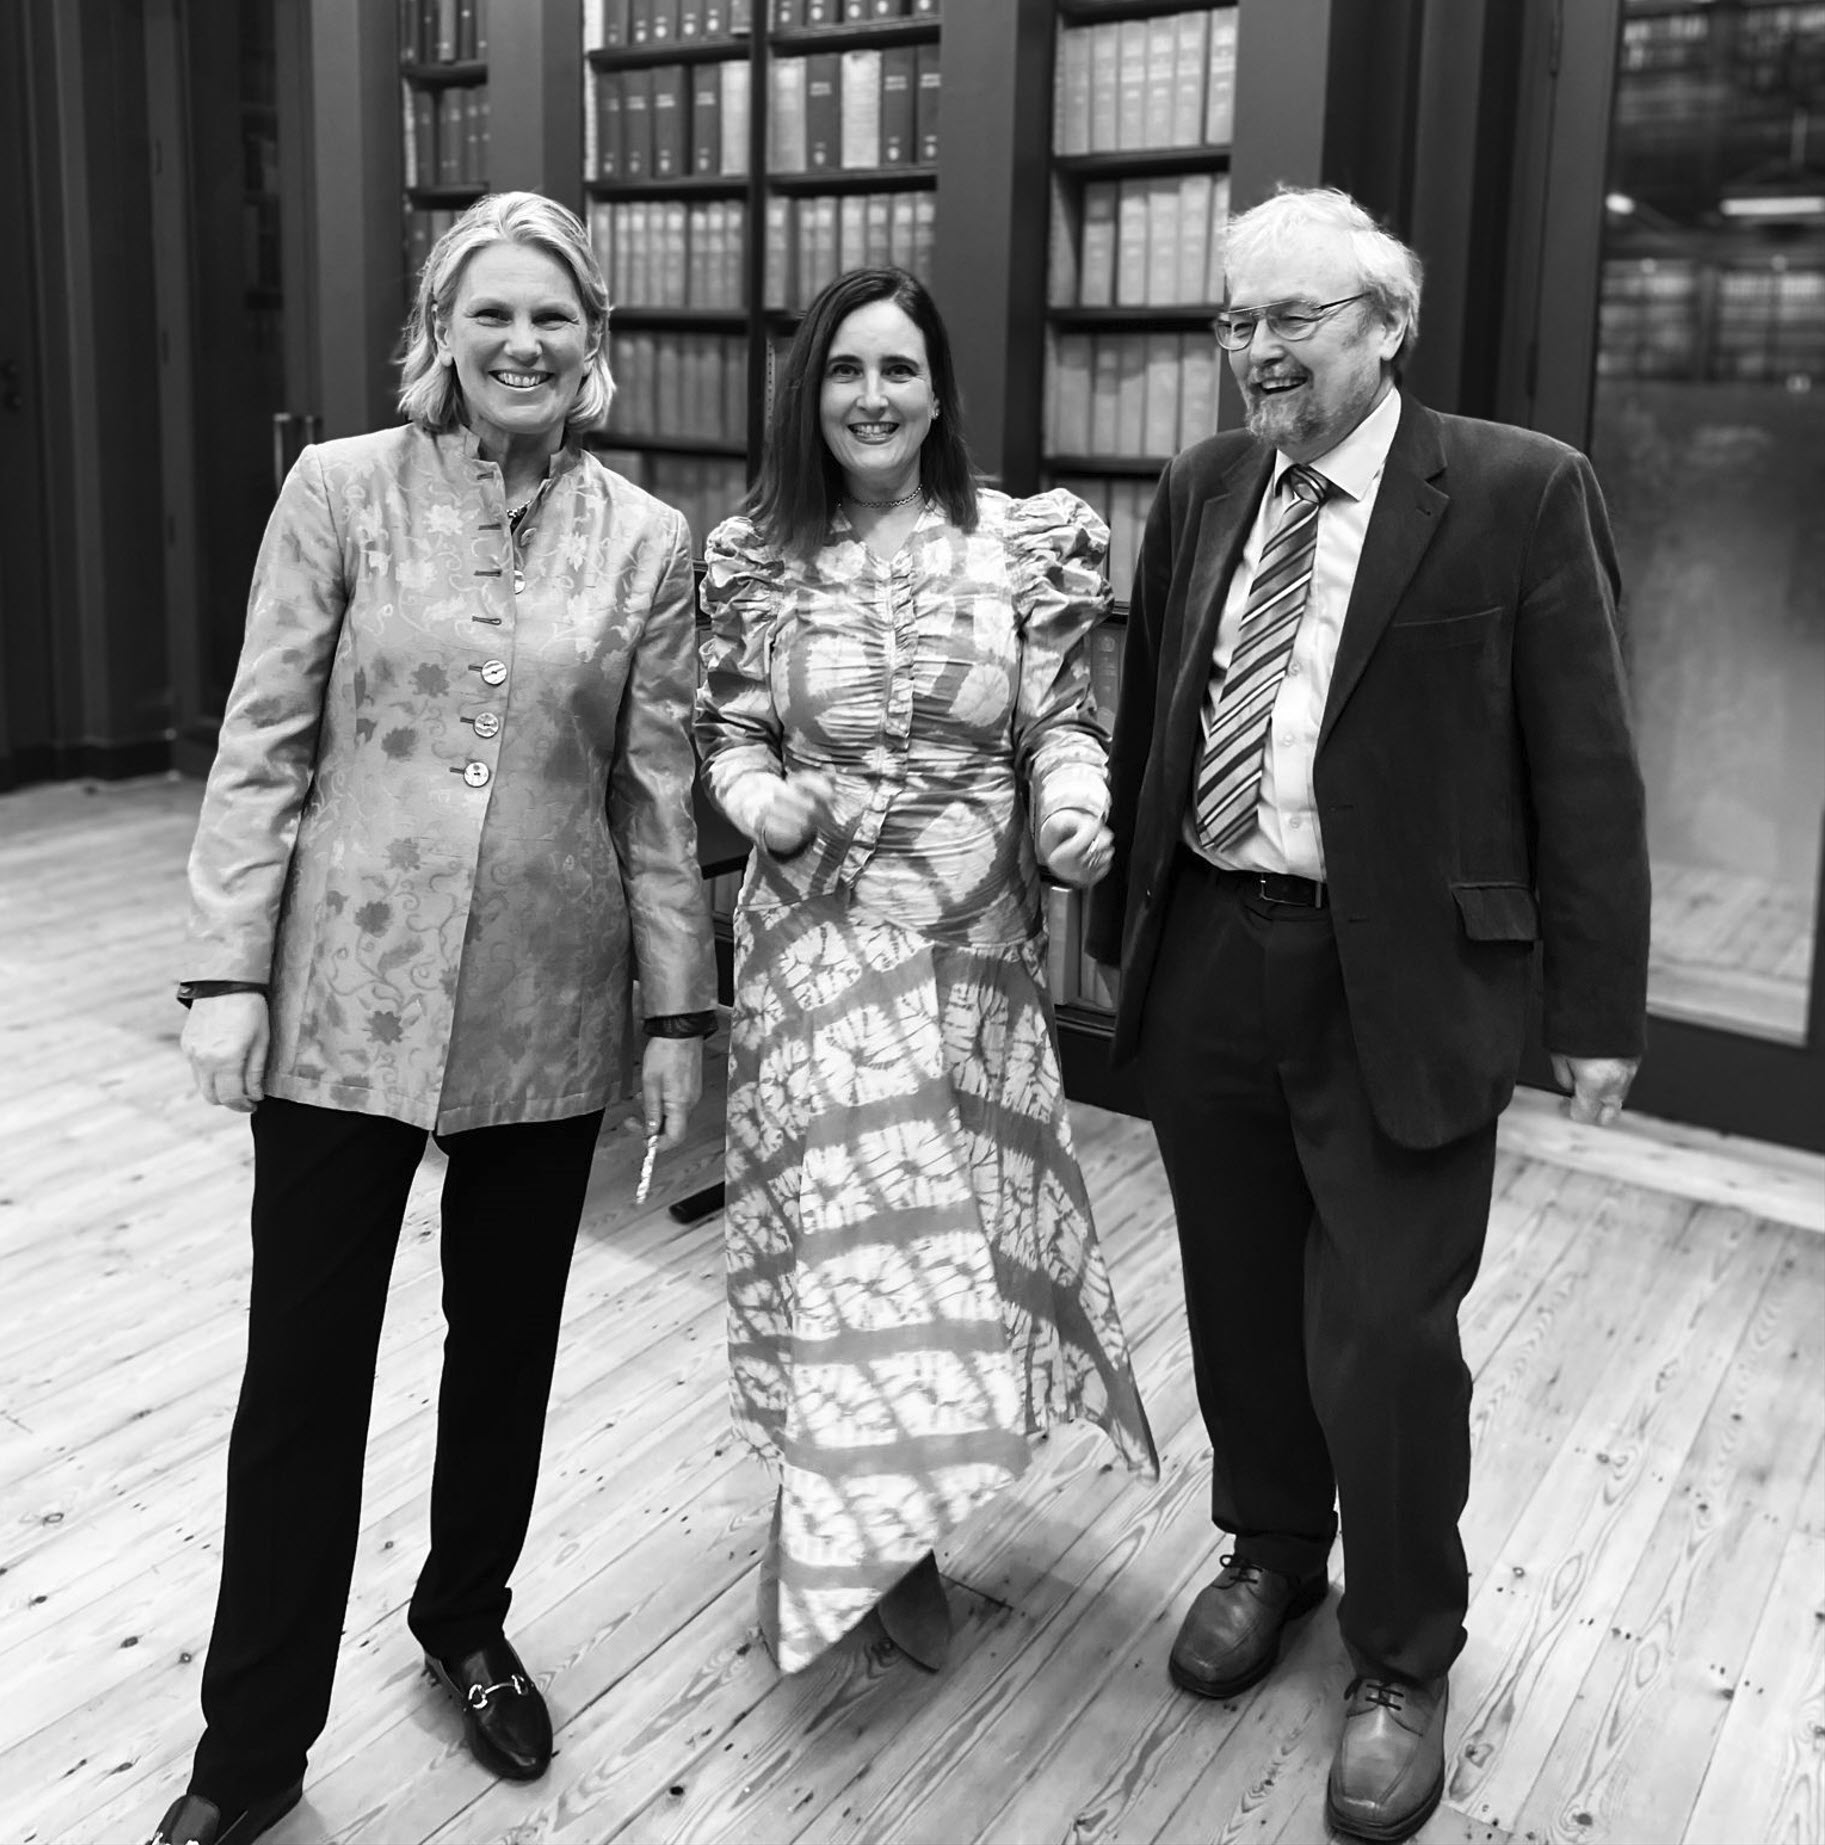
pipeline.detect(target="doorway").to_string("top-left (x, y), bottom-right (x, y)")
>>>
top-left (1503, 0), bottom-right (1825, 1149)
top-left (146, 0), bottom-right (316, 769)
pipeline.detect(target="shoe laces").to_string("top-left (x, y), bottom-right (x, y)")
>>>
top-left (1348, 1675), bottom-right (1407, 1711)
top-left (1218, 1551), bottom-right (1268, 1586)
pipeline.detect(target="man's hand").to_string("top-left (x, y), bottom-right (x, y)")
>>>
top-left (642, 1034), bottom-right (703, 1148)
top-left (1039, 809), bottom-right (1115, 888)
top-left (181, 991), bottom-right (270, 1113)
top-left (1549, 1053), bottom-right (1639, 1128)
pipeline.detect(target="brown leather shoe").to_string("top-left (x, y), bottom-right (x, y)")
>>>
top-left (1168, 1552), bottom-right (1329, 1699)
top-left (1325, 1675), bottom-right (1448, 1841)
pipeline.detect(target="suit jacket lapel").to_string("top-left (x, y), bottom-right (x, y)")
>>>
top-left (1318, 399), bottom-right (1450, 751)
top-left (1162, 447), bottom-right (1273, 806)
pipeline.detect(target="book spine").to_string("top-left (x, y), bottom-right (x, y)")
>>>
top-left (910, 191), bottom-right (935, 283)
top-left (1114, 181), bottom-right (1148, 309)
top-left (1178, 339), bottom-right (1218, 450)
top-left (691, 62), bottom-right (722, 174)
top-left (1177, 171), bottom-right (1212, 306)
top-left (1171, 8), bottom-right (1208, 149)
top-left (622, 68), bottom-right (654, 180)
top-left (770, 57), bottom-right (807, 173)
top-left (1087, 23), bottom-right (1119, 154)
top-left (880, 45), bottom-right (915, 165)
top-left (840, 50), bottom-right (882, 171)
top-left (1115, 19), bottom-right (1148, 153)
top-left (1145, 177), bottom-right (1179, 304)
top-left (1046, 176), bottom-right (1078, 310)
top-left (1114, 335), bottom-right (1147, 457)
top-left (1142, 331), bottom-right (1181, 459)
top-left (1206, 8), bottom-right (1238, 145)
top-left (914, 41), bottom-right (940, 164)
top-left (1052, 330), bottom-right (1093, 456)
top-left (720, 58), bottom-right (750, 177)
top-left (1089, 337), bottom-right (1121, 456)
top-left (651, 64), bottom-right (687, 180)
top-left (805, 54), bottom-right (840, 170)
top-left (1077, 181), bottom-right (1116, 309)
top-left (864, 190), bottom-right (891, 266)
top-left (888, 189), bottom-right (916, 269)
top-left (838, 193), bottom-right (866, 271)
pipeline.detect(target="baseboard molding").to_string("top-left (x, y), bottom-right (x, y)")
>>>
top-left (1500, 1082), bottom-right (1825, 1234)
top-left (0, 736), bottom-right (174, 793)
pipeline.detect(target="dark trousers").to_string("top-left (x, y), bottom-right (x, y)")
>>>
top-left (190, 1097), bottom-right (604, 1807)
top-left (1137, 853), bottom-right (1495, 1684)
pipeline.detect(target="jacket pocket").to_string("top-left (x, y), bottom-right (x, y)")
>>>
top-left (1452, 881), bottom-right (1540, 942)
top-left (1385, 605), bottom-right (1501, 649)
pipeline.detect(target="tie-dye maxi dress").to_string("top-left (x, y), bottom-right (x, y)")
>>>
top-left (694, 488), bottom-right (1159, 1673)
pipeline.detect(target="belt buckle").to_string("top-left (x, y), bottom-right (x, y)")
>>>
top-left (1258, 874), bottom-right (1317, 908)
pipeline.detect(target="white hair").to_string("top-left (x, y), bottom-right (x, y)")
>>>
top-left (1224, 186), bottom-right (1424, 363)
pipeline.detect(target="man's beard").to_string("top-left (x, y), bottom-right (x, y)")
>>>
top-left (1244, 387), bottom-right (1322, 450)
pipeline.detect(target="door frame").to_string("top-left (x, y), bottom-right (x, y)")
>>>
top-left (1497, 0), bottom-right (1825, 1151)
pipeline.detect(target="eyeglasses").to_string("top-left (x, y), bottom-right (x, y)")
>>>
top-left (1213, 295), bottom-right (1367, 350)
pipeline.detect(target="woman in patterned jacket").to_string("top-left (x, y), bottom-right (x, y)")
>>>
top-left (695, 267), bottom-right (1158, 1678)
top-left (151, 194), bottom-right (717, 1845)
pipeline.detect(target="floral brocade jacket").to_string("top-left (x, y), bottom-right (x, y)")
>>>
top-left (185, 424), bottom-right (717, 1134)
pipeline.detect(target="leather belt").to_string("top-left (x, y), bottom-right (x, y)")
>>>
top-left (1180, 848), bottom-right (1329, 909)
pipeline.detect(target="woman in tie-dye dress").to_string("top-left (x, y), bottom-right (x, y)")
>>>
top-left (695, 268), bottom-right (1158, 1676)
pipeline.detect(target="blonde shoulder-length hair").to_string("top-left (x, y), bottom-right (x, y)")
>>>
top-left (397, 191), bottom-right (615, 436)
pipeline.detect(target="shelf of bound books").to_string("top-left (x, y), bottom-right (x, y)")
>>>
top-left (399, 1), bottom-right (491, 292)
top-left (584, 0), bottom-right (945, 557)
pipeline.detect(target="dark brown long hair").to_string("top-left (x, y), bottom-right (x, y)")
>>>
top-left (746, 267), bottom-right (979, 559)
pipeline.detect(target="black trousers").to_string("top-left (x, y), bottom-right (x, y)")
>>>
top-left (190, 1097), bottom-right (604, 1807)
top-left (1137, 853), bottom-right (1495, 1684)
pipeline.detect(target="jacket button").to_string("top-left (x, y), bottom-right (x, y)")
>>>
top-left (472, 711), bottom-right (500, 739)
top-left (462, 761), bottom-right (491, 788)
top-left (479, 659), bottom-right (508, 686)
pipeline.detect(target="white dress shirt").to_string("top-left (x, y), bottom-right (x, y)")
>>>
top-left (1186, 385), bottom-right (1404, 881)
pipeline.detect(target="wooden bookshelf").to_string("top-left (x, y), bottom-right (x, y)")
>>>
top-left (399, 2), bottom-right (491, 291)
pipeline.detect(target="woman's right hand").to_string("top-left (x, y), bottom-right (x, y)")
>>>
top-left (181, 992), bottom-right (271, 1113)
top-left (759, 769), bottom-right (836, 857)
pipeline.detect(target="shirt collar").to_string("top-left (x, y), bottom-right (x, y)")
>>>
top-left (1272, 385), bottom-right (1403, 504)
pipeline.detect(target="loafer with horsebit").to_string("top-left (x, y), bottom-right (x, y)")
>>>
top-left (424, 1633), bottom-right (553, 1782)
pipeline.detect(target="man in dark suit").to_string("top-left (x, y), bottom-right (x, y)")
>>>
top-left (1087, 186), bottom-right (1649, 1843)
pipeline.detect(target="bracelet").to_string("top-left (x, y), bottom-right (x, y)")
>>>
top-left (643, 1010), bottom-right (719, 1039)
top-left (176, 980), bottom-right (269, 1009)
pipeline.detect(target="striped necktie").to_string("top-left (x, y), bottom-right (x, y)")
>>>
top-left (1194, 462), bottom-right (1330, 853)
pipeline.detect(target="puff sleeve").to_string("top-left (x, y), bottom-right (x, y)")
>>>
top-left (1007, 488), bottom-right (1114, 836)
top-left (693, 514), bottom-right (796, 843)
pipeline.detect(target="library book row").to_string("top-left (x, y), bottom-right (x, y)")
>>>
top-left (763, 190), bottom-right (937, 311)
top-left (1045, 329), bottom-right (1222, 463)
top-left (583, 0), bottom-right (750, 49)
top-left (1053, 5), bottom-right (1237, 157)
top-left (591, 200), bottom-right (747, 310)
top-left (1050, 171), bottom-right (1231, 311)
top-left (400, 0), bottom-right (489, 67)
top-left (587, 62), bottom-right (750, 183)
top-left (767, 45), bottom-right (941, 174)
top-left (402, 85), bottom-right (489, 191)
top-left (772, 1), bottom-right (942, 27)
top-left (1598, 259), bottom-right (1825, 382)
top-left (595, 450), bottom-right (748, 553)
top-left (601, 332), bottom-right (749, 446)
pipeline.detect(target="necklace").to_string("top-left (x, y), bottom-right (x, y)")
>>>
top-left (847, 486), bottom-right (925, 510)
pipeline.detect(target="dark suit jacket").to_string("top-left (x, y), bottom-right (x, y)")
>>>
top-left (1086, 396), bottom-right (1650, 1150)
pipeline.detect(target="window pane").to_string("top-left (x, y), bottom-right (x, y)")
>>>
top-left (1592, 0), bottom-right (1825, 1043)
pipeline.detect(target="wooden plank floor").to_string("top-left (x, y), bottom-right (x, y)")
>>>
top-left (2, 776), bottom-right (1821, 1845)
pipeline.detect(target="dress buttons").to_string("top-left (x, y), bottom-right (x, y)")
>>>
top-left (480, 659), bottom-right (508, 686)
top-left (513, 570), bottom-right (526, 595)
top-left (472, 711), bottom-right (501, 739)
top-left (462, 761), bottom-right (492, 788)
